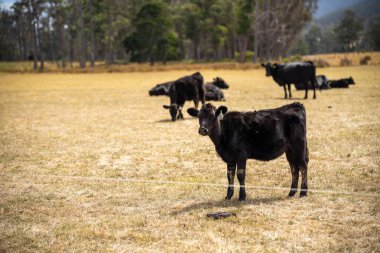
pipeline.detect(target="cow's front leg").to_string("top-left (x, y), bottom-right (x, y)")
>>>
top-left (177, 105), bottom-right (184, 120)
top-left (287, 84), bottom-right (292, 98)
top-left (283, 85), bottom-right (288, 99)
top-left (194, 99), bottom-right (199, 109)
top-left (237, 160), bottom-right (247, 201)
top-left (225, 163), bottom-right (236, 200)
top-left (177, 110), bottom-right (184, 119)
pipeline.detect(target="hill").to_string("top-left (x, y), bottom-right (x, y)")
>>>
top-left (314, 0), bottom-right (360, 18)
top-left (315, 0), bottom-right (380, 28)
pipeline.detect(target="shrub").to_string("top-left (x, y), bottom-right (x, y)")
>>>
top-left (360, 55), bottom-right (371, 65)
top-left (234, 51), bottom-right (255, 62)
top-left (282, 55), bottom-right (302, 63)
top-left (314, 58), bottom-right (330, 68)
top-left (340, 57), bottom-right (352, 66)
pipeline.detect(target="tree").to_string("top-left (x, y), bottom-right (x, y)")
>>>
top-left (368, 16), bottom-right (380, 51)
top-left (236, 0), bottom-right (253, 62)
top-left (124, 1), bottom-right (175, 65)
top-left (334, 10), bottom-right (363, 52)
top-left (305, 25), bottom-right (322, 54)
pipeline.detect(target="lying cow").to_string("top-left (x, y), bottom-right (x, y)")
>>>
top-left (262, 61), bottom-right (317, 99)
top-left (163, 72), bottom-right (205, 121)
top-left (206, 77), bottom-right (229, 89)
top-left (328, 77), bottom-right (355, 88)
top-left (188, 102), bottom-right (309, 200)
top-left (205, 84), bottom-right (225, 101)
top-left (295, 75), bottom-right (330, 90)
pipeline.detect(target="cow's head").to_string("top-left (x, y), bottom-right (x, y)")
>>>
top-left (348, 76), bottom-right (355, 85)
top-left (149, 83), bottom-right (170, 96)
top-left (213, 77), bottom-right (229, 89)
top-left (261, 63), bottom-right (275, 77)
top-left (188, 103), bottom-right (228, 136)
top-left (163, 104), bottom-right (182, 121)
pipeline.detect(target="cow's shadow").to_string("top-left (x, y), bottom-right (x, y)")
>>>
top-left (156, 118), bottom-right (195, 123)
top-left (171, 196), bottom-right (285, 215)
top-left (274, 97), bottom-right (303, 100)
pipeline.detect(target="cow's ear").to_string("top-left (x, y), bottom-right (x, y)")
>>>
top-left (261, 63), bottom-right (266, 68)
top-left (187, 108), bottom-right (199, 117)
top-left (215, 106), bottom-right (228, 118)
top-left (163, 105), bottom-right (170, 109)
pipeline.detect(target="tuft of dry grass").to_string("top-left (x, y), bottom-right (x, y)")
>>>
top-left (0, 66), bottom-right (379, 252)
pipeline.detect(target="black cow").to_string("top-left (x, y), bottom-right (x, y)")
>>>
top-left (188, 103), bottom-right (309, 200)
top-left (149, 79), bottom-right (225, 101)
top-left (295, 75), bottom-right (330, 90)
top-left (328, 77), bottom-right (355, 88)
top-left (149, 81), bottom-right (172, 96)
top-left (205, 84), bottom-right (226, 101)
top-left (163, 72), bottom-right (205, 121)
top-left (262, 61), bottom-right (317, 99)
top-left (206, 77), bottom-right (229, 89)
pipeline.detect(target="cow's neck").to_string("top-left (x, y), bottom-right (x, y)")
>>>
top-left (208, 119), bottom-right (222, 147)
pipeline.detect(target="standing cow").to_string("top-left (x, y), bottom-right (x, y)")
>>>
top-left (262, 61), bottom-right (318, 99)
top-left (163, 72), bottom-right (205, 121)
top-left (188, 102), bottom-right (309, 200)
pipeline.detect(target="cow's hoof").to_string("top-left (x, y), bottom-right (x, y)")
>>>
top-left (238, 194), bottom-right (246, 201)
top-left (225, 196), bottom-right (232, 200)
top-left (288, 191), bottom-right (297, 198)
top-left (300, 192), bottom-right (308, 198)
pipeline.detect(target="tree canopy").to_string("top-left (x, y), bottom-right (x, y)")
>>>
top-left (0, 0), bottom-right (378, 69)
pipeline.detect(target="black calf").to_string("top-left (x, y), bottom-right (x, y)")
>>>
top-left (188, 103), bottom-right (309, 200)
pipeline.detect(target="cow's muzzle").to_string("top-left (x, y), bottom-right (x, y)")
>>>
top-left (199, 127), bottom-right (208, 136)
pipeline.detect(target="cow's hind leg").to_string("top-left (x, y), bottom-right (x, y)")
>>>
top-left (312, 77), bottom-right (317, 99)
top-left (286, 150), bottom-right (299, 197)
top-left (225, 163), bottom-right (236, 200)
top-left (300, 146), bottom-right (309, 197)
top-left (304, 84), bottom-right (309, 99)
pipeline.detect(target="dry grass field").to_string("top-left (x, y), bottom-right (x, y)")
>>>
top-left (0, 66), bottom-right (379, 252)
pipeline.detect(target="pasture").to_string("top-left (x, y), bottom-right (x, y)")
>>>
top-left (0, 66), bottom-right (379, 252)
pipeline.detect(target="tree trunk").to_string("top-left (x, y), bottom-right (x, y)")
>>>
top-left (253, 0), bottom-right (259, 63)
top-left (106, 6), bottom-right (114, 65)
top-left (28, 1), bottom-right (38, 70)
top-left (89, 0), bottom-right (95, 67)
top-left (77, 0), bottom-right (86, 69)
top-left (264, 0), bottom-right (271, 62)
top-left (238, 35), bottom-right (248, 63)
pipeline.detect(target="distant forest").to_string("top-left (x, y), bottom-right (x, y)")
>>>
top-left (0, 0), bottom-right (379, 70)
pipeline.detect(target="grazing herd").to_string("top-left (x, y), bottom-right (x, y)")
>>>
top-left (148, 61), bottom-right (356, 199)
